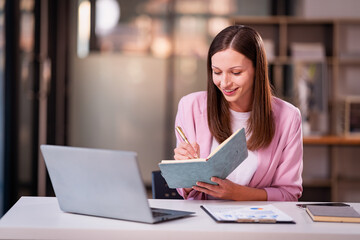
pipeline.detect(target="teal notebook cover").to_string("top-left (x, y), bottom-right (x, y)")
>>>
top-left (159, 128), bottom-right (248, 189)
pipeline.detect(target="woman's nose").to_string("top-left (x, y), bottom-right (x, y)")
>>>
top-left (220, 73), bottom-right (231, 88)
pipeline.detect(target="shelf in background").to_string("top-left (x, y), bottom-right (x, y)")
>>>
top-left (303, 178), bottom-right (332, 187)
top-left (303, 136), bottom-right (360, 145)
top-left (231, 17), bottom-right (360, 202)
top-left (339, 58), bottom-right (360, 64)
top-left (268, 57), bottom-right (334, 65)
top-left (337, 176), bottom-right (360, 183)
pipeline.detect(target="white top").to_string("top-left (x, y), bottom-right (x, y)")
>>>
top-left (211, 109), bottom-right (258, 186)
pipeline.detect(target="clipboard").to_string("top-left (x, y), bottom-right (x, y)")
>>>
top-left (201, 204), bottom-right (295, 224)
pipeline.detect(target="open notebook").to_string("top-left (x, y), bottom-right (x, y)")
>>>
top-left (159, 128), bottom-right (248, 188)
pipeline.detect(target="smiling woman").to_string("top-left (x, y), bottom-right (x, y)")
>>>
top-left (211, 49), bottom-right (255, 112)
top-left (173, 25), bottom-right (303, 202)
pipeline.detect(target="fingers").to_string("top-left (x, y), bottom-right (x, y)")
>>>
top-left (173, 145), bottom-right (192, 160)
top-left (186, 142), bottom-right (198, 158)
top-left (174, 150), bottom-right (191, 160)
top-left (192, 181), bottom-right (221, 197)
top-left (192, 142), bottom-right (200, 158)
top-left (193, 178), bottom-right (230, 199)
top-left (192, 185), bottom-right (213, 195)
top-left (174, 142), bottom-right (199, 160)
top-left (195, 179), bottom-right (220, 191)
top-left (209, 177), bottom-right (224, 184)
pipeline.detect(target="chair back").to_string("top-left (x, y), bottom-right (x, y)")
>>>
top-left (151, 171), bottom-right (182, 199)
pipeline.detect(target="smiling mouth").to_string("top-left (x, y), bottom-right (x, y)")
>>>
top-left (222, 88), bottom-right (238, 95)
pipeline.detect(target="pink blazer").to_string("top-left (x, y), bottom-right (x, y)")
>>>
top-left (175, 91), bottom-right (303, 201)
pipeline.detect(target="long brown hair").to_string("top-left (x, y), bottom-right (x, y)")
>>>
top-left (207, 25), bottom-right (274, 151)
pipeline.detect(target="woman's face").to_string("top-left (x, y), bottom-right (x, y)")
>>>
top-left (211, 48), bottom-right (255, 112)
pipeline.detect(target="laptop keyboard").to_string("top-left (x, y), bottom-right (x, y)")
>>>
top-left (152, 210), bottom-right (170, 218)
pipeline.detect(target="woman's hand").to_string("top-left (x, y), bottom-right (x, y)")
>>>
top-left (192, 177), bottom-right (267, 201)
top-left (174, 142), bottom-right (200, 160)
top-left (174, 142), bottom-right (200, 194)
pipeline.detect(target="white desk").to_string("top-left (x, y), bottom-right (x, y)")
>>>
top-left (0, 197), bottom-right (359, 240)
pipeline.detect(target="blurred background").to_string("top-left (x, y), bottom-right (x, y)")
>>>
top-left (1, 0), bottom-right (360, 217)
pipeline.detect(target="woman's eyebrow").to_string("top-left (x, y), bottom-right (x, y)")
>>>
top-left (211, 65), bottom-right (243, 69)
top-left (229, 66), bottom-right (244, 69)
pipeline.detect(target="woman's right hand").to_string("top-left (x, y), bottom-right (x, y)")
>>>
top-left (174, 142), bottom-right (200, 160)
top-left (174, 142), bottom-right (200, 194)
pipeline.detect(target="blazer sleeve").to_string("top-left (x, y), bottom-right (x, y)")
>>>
top-left (174, 96), bottom-right (207, 200)
top-left (264, 108), bottom-right (303, 201)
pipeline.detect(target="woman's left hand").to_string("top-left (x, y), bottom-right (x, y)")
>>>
top-left (192, 177), bottom-right (267, 201)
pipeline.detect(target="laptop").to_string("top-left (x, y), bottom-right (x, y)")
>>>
top-left (40, 145), bottom-right (194, 223)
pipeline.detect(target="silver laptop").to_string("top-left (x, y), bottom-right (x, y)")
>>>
top-left (40, 145), bottom-right (194, 223)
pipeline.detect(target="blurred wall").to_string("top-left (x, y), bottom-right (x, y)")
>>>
top-left (69, 54), bottom-right (167, 184)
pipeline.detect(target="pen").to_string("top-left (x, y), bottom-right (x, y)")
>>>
top-left (175, 126), bottom-right (199, 158)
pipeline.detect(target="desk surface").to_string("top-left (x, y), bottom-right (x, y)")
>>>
top-left (0, 197), bottom-right (360, 240)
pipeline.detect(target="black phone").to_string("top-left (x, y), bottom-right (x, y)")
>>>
top-left (296, 202), bottom-right (350, 209)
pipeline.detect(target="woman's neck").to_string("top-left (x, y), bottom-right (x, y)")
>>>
top-left (229, 100), bottom-right (252, 112)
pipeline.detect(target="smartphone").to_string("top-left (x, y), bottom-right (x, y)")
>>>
top-left (296, 202), bottom-right (350, 209)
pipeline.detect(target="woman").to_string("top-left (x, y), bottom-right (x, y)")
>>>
top-left (173, 25), bottom-right (303, 201)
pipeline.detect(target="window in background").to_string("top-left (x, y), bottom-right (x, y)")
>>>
top-left (77, 0), bottom-right (91, 58)
top-left (77, 0), bottom-right (272, 58)
top-left (79, 0), bottom-right (172, 58)
top-left (18, 0), bottom-right (36, 198)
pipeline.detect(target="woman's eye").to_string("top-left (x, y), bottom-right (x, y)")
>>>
top-left (233, 72), bottom-right (241, 75)
top-left (213, 71), bottom-right (221, 75)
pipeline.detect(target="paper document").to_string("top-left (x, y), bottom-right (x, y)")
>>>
top-left (201, 204), bottom-right (295, 223)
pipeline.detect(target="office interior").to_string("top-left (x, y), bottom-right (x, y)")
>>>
top-left (1, 0), bottom-right (360, 217)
